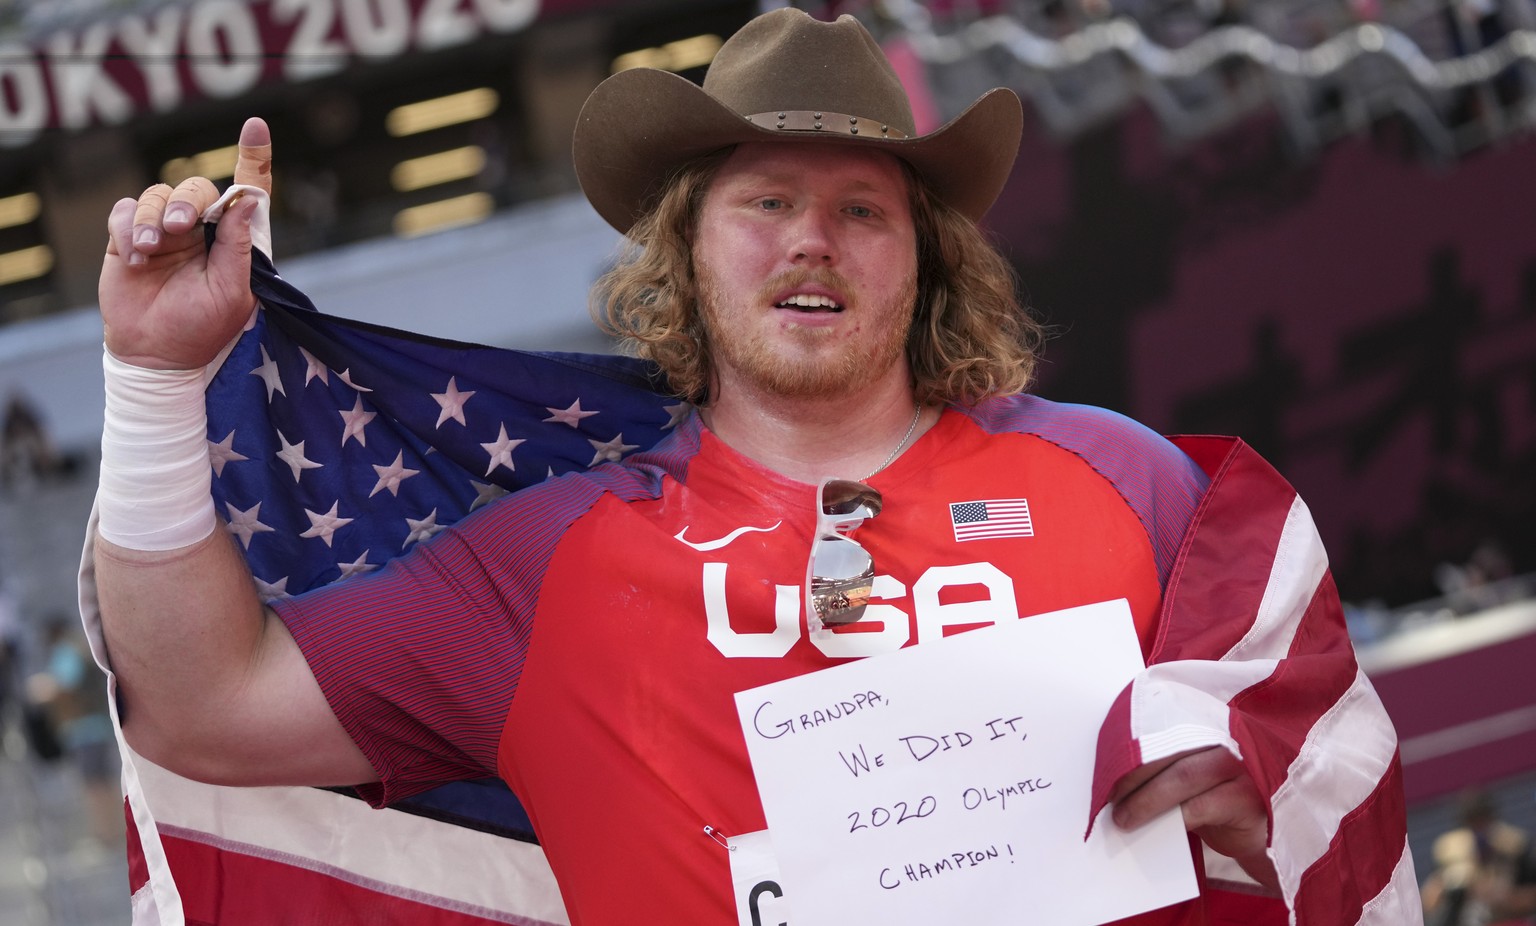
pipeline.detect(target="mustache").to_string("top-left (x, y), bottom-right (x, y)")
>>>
top-left (755, 268), bottom-right (857, 305)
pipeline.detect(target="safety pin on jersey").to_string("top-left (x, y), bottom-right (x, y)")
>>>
top-left (703, 824), bottom-right (737, 851)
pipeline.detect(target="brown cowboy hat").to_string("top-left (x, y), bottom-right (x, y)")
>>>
top-left (573, 8), bottom-right (1022, 234)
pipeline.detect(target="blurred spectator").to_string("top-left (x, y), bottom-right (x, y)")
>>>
top-left (1422, 788), bottom-right (1536, 926)
top-left (1442, 0), bottom-right (1523, 123)
top-left (1, 391), bottom-right (74, 488)
top-left (473, 121), bottom-right (514, 209)
top-left (1343, 597), bottom-right (1393, 645)
top-left (281, 165), bottom-right (341, 253)
top-left (27, 615), bottom-right (121, 846)
top-left (1435, 539), bottom-right (1520, 615)
top-left (0, 578), bottom-right (18, 738)
top-left (1447, 0), bottom-right (1509, 56)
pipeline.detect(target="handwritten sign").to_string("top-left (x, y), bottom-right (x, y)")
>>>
top-left (734, 599), bottom-right (1198, 925)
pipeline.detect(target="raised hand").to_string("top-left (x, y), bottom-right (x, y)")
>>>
top-left (100, 117), bottom-right (275, 371)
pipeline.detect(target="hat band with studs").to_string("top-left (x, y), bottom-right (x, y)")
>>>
top-left (744, 110), bottom-right (909, 138)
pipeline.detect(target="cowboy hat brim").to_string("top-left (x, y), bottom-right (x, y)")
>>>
top-left (573, 66), bottom-right (1023, 234)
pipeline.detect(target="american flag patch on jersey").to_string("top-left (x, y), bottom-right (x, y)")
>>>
top-left (948, 498), bottom-right (1034, 542)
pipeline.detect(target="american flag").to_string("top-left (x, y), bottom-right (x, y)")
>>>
top-left (110, 245), bottom-right (685, 925)
top-left (209, 252), bottom-right (685, 603)
top-left (949, 497), bottom-right (1033, 542)
top-left (94, 245), bottom-right (1419, 924)
top-left (1090, 436), bottom-right (1421, 924)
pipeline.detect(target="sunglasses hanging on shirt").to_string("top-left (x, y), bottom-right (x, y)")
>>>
top-left (806, 478), bottom-right (883, 629)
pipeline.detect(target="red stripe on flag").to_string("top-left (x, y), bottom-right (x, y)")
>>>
top-left (1230, 580), bottom-right (1359, 793)
top-left (1287, 571), bottom-right (1354, 660)
top-left (1201, 885), bottom-right (1289, 925)
top-left (125, 798), bottom-right (150, 896)
top-left (1154, 437), bottom-right (1299, 663)
top-left (1290, 754), bottom-right (1409, 925)
top-left (1088, 684), bottom-right (1143, 838)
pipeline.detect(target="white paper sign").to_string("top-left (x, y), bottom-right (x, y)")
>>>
top-left (734, 599), bottom-right (1198, 926)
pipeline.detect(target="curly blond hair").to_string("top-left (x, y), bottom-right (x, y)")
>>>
top-left (590, 151), bottom-right (1044, 406)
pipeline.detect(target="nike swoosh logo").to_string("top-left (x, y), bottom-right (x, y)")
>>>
top-left (674, 522), bottom-right (782, 552)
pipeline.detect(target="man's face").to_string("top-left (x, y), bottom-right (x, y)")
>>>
top-left (693, 141), bottom-right (919, 401)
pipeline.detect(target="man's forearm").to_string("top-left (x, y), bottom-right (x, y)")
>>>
top-left (93, 346), bottom-right (270, 771)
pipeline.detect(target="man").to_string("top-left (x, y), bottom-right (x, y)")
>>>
top-left (94, 8), bottom-right (1416, 924)
top-left (1421, 789), bottom-right (1536, 925)
top-left (2, 391), bottom-right (64, 487)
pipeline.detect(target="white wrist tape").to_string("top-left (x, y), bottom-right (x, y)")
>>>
top-left (97, 348), bottom-right (218, 550)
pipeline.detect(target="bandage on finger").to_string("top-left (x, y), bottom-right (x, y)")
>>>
top-left (132, 184), bottom-right (174, 236)
top-left (166, 176), bottom-right (222, 231)
top-left (234, 118), bottom-right (274, 194)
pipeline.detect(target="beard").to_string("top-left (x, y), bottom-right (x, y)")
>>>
top-left (696, 265), bottom-right (918, 400)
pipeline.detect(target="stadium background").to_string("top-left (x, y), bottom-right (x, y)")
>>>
top-left (1, 0), bottom-right (1532, 921)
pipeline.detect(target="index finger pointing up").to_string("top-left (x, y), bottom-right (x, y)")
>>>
top-left (233, 117), bottom-right (274, 194)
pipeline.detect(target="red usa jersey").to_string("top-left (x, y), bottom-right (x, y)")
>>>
top-left (277, 396), bottom-right (1265, 925)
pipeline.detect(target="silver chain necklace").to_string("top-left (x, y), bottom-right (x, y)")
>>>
top-left (861, 402), bottom-right (923, 481)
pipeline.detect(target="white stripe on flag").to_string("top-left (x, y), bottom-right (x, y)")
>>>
top-left (133, 751), bottom-right (569, 923)
top-left (1224, 495), bottom-right (1327, 663)
top-left (1355, 840), bottom-right (1423, 926)
top-left (949, 498), bottom-right (1033, 542)
top-left (1269, 668), bottom-right (1399, 908)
